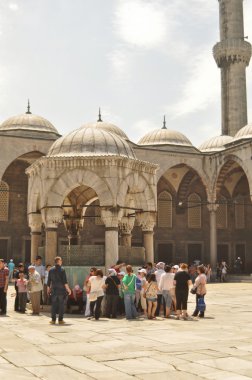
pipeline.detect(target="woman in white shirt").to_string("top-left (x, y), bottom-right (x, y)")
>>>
top-left (159, 265), bottom-right (175, 318)
top-left (87, 269), bottom-right (106, 320)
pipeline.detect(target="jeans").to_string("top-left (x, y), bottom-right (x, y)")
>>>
top-left (0, 287), bottom-right (7, 314)
top-left (90, 296), bottom-right (103, 320)
top-left (192, 294), bottom-right (205, 317)
top-left (155, 294), bottom-right (166, 316)
top-left (124, 293), bottom-right (137, 319)
top-left (51, 294), bottom-right (65, 321)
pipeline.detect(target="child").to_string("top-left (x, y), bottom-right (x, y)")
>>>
top-left (145, 273), bottom-right (158, 319)
top-left (16, 272), bottom-right (28, 313)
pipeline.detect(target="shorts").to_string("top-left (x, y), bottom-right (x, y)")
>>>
top-left (162, 290), bottom-right (172, 307)
top-left (147, 297), bottom-right (157, 302)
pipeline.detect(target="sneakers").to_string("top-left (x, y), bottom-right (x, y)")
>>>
top-left (58, 320), bottom-right (66, 325)
top-left (49, 320), bottom-right (56, 324)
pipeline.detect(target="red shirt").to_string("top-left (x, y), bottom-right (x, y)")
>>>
top-left (0, 267), bottom-right (9, 288)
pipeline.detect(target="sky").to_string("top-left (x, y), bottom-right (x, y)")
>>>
top-left (0, 0), bottom-right (251, 147)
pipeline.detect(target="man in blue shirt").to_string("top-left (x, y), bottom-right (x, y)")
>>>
top-left (8, 259), bottom-right (15, 281)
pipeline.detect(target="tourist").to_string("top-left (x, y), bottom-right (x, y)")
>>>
top-left (145, 273), bottom-right (158, 319)
top-left (8, 259), bottom-right (15, 281)
top-left (138, 268), bottom-right (147, 318)
top-left (16, 272), bottom-right (28, 313)
top-left (206, 264), bottom-right (212, 283)
top-left (159, 265), bottom-right (175, 318)
top-left (43, 264), bottom-right (52, 305)
top-left (66, 284), bottom-right (84, 313)
top-left (122, 265), bottom-right (137, 320)
top-left (155, 262), bottom-right (165, 316)
top-left (83, 267), bottom-right (97, 317)
top-left (0, 259), bottom-right (9, 315)
top-left (146, 262), bottom-right (155, 279)
top-left (13, 263), bottom-right (26, 312)
top-left (174, 263), bottom-right (192, 320)
top-left (47, 256), bottom-right (71, 324)
top-left (34, 256), bottom-right (45, 304)
top-left (105, 268), bottom-right (120, 318)
top-left (87, 269), bottom-right (106, 320)
top-left (191, 265), bottom-right (207, 318)
top-left (234, 257), bottom-right (243, 274)
top-left (28, 265), bottom-right (43, 315)
top-left (117, 271), bottom-right (125, 315)
top-left (221, 261), bottom-right (228, 282)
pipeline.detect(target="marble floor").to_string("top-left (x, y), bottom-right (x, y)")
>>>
top-left (1, 282), bottom-right (252, 379)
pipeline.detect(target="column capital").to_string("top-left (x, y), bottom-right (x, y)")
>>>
top-left (101, 208), bottom-right (122, 228)
top-left (41, 207), bottom-right (63, 229)
top-left (119, 216), bottom-right (135, 235)
top-left (28, 213), bottom-right (42, 233)
top-left (207, 203), bottom-right (219, 212)
top-left (136, 211), bottom-right (156, 232)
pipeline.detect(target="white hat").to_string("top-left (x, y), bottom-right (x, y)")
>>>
top-left (156, 262), bottom-right (165, 269)
top-left (108, 268), bottom-right (117, 276)
top-left (28, 265), bottom-right (35, 270)
top-left (172, 265), bottom-right (179, 269)
top-left (138, 268), bottom-right (147, 274)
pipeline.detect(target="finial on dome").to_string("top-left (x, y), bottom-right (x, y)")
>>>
top-left (97, 107), bottom-right (102, 122)
top-left (162, 115), bottom-right (167, 129)
top-left (26, 99), bottom-right (31, 114)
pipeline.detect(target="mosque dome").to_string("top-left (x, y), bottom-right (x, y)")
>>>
top-left (0, 102), bottom-right (60, 139)
top-left (199, 135), bottom-right (233, 152)
top-left (138, 117), bottom-right (192, 146)
top-left (80, 111), bottom-right (128, 140)
top-left (234, 123), bottom-right (252, 140)
top-left (47, 126), bottom-right (135, 159)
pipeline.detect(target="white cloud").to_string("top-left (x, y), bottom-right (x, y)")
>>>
top-left (9, 3), bottom-right (19, 11)
top-left (130, 119), bottom-right (157, 142)
top-left (114, 0), bottom-right (168, 49)
top-left (166, 49), bottom-right (219, 118)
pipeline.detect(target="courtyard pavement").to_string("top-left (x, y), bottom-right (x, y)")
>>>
top-left (1, 283), bottom-right (252, 379)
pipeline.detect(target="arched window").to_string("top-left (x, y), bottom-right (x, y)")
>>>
top-left (0, 181), bottom-right (9, 222)
top-left (188, 193), bottom-right (201, 228)
top-left (158, 191), bottom-right (172, 228)
top-left (216, 196), bottom-right (227, 229)
top-left (235, 197), bottom-right (245, 229)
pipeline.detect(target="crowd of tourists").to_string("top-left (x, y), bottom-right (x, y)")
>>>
top-left (0, 256), bottom-right (210, 323)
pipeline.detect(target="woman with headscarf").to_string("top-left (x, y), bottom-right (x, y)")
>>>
top-left (105, 268), bottom-right (120, 318)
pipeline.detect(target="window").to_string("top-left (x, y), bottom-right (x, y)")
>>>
top-left (158, 191), bottom-right (172, 228)
top-left (0, 181), bottom-right (9, 221)
top-left (235, 198), bottom-right (245, 229)
top-left (216, 196), bottom-right (227, 229)
top-left (188, 193), bottom-right (201, 228)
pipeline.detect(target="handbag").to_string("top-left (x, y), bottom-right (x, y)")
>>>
top-left (197, 297), bottom-right (206, 312)
top-left (143, 282), bottom-right (152, 298)
top-left (190, 287), bottom-right (197, 294)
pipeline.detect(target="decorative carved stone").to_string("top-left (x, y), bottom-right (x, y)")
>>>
top-left (136, 211), bottom-right (156, 232)
top-left (28, 213), bottom-right (42, 233)
top-left (41, 207), bottom-right (63, 229)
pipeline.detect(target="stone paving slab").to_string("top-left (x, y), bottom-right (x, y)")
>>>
top-left (1, 283), bottom-right (252, 379)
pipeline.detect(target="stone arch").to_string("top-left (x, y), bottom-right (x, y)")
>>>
top-left (213, 154), bottom-right (252, 202)
top-left (44, 168), bottom-right (114, 209)
top-left (117, 172), bottom-right (156, 212)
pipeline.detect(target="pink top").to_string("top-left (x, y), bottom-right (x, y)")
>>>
top-left (16, 278), bottom-right (28, 293)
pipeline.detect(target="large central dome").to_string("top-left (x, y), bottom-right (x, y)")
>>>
top-left (47, 126), bottom-right (135, 159)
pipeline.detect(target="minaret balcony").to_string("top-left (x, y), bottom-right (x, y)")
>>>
top-left (213, 39), bottom-right (251, 67)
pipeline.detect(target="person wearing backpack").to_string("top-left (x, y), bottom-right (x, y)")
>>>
top-left (122, 265), bottom-right (138, 320)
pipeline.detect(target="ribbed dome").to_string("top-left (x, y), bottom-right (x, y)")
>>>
top-left (234, 123), bottom-right (252, 140)
top-left (80, 121), bottom-right (128, 140)
top-left (199, 135), bottom-right (233, 152)
top-left (47, 127), bottom-right (135, 159)
top-left (0, 111), bottom-right (59, 138)
top-left (138, 128), bottom-right (192, 146)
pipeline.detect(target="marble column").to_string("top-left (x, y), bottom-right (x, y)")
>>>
top-left (136, 211), bottom-right (156, 264)
top-left (119, 216), bottom-right (135, 248)
top-left (28, 213), bottom-right (42, 264)
top-left (121, 232), bottom-right (132, 247)
top-left (208, 204), bottom-right (218, 268)
top-left (101, 209), bottom-right (121, 271)
top-left (41, 207), bottom-right (63, 265)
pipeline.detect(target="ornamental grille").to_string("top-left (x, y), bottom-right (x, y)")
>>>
top-left (235, 199), bottom-right (245, 229)
top-left (216, 197), bottom-right (227, 229)
top-left (188, 193), bottom-right (201, 228)
top-left (158, 191), bottom-right (172, 228)
top-left (0, 181), bottom-right (9, 222)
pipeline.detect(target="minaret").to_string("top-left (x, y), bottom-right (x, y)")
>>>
top-left (213, 0), bottom-right (251, 136)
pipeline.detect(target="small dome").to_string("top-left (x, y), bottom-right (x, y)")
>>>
top-left (138, 128), bottom-right (192, 146)
top-left (47, 126), bottom-right (135, 159)
top-left (80, 121), bottom-right (128, 140)
top-left (234, 123), bottom-right (252, 140)
top-left (0, 105), bottom-right (60, 139)
top-left (199, 135), bottom-right (233, 152)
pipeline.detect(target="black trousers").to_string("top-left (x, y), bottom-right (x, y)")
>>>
top-left (90, 296), bottom-right (103, 320)
top-left (105, 294), bottom-right (119, 318)
top-left (155, 294), bottom-right (166, 316)
top-left (175, 289), bottom-right (189, 310)
top-left (0, 287), bottom-right (7, 314)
